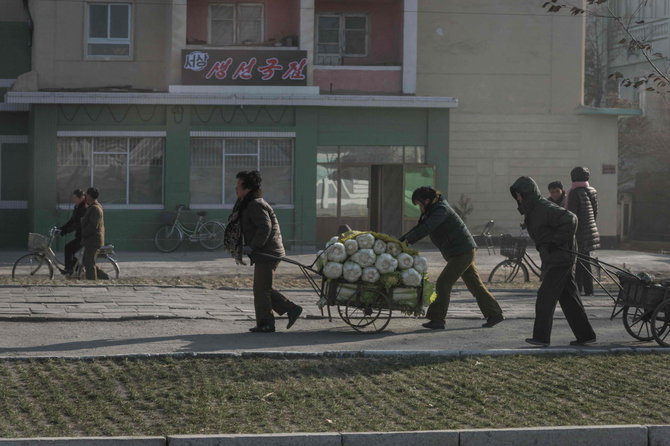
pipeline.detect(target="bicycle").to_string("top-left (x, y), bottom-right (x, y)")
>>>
top-left (12, 226), bottom-right (120, 280)
top-left (154, 205), bottom-right (226, 252)
top-left (487, 234), bottom-right (542, 283)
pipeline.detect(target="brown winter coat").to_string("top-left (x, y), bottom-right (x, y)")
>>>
top-left (240, 192), bottom-right (285, 263)
top-left (80, 200), bottom-right (105, 248)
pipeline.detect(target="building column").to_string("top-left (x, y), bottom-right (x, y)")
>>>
top-left (166, 0), bottom-right (187, 87)
top-left (164, 105), bottom-right (190, 210)
top-left (294, 107), bottom-right (318, 246)
top-left (29, 104), bottom-right (58, 234)
top-left (300, 0), bottom-right (315, 84)
top-left (426, 108), bottom-right (450, 195)
top-left (403, 0), bottom-right (418, 95)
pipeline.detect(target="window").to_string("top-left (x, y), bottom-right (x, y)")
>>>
top-left (316, 13), bottom-right (368, 64)
top-left (56, 136), bottom-right (164, 207)
top-left (0, 142), bottom-right (29, 208)
top-left (209, 3), bottom-right (263, 45)
top-left (87, 3), bottom-right (131, 57)
top-left (190, 137), bottom-right (293, 206)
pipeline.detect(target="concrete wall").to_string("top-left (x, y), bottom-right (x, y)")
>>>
top-left (313, 68), bottom-right (402, 93)
top-left (29, 0), bottom-right (170, 91)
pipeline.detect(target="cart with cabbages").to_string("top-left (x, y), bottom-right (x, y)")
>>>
top-left (573, 252), bottom-right (670, 346)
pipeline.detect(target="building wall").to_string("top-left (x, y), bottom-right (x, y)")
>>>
top-left (30, 0), bottom-right (170, 91)
top-left (416, 0), bottom-right (619, 240)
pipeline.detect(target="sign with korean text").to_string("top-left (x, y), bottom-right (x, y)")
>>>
top-left (182, 50), bottom-right (308, 86)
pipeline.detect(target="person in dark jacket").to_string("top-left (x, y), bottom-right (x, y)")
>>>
top-left (510, 176), bottom-right (596, 346)
top-left (236, 170), bottom-right (302, 333)
top-left (399, 187), bottom-right (504, 330)
top-left (547, 180), bottom-right (566, 208)
top-left (80, 187), bottom-right (106, 280)
top-left (566, 166), bottom-right (600, 296)
top-left (59, 189), bottom-right (86, 275)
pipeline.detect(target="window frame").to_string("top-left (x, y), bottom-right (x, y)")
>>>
top-left (85, 2), bottom-right (133, 60)
top-left (56, 133), bottom-right (165, 209)
top-left (208, 2), bottom-right (265, 46)
top-left (316, 12), bottom-right (369, 60)
top-left (189, 136), bottom-right (294, 209)
top-left (0, 137), bottom-right (29, 210)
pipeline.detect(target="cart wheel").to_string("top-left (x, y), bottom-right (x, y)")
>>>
top-left (622, 306), bottom-right (654, 341)
top-left (338, 288), bottom-right (392, 333)
top-left (651, 299), bottom-right (670, 347)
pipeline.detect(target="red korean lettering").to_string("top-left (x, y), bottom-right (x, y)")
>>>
top-left (257, 57), bottom-right (284, 81)
top-left (232, 58), bottom-right (257, 80)
top-left (281, 58), bottom-right (307, 80)
top-left (205, 58), bottom-right (233, 80)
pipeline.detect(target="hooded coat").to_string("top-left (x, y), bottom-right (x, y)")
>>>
top-left (240, 190), bottom-right (286, 263)
top-left (510, 176), bottom-right (577, 269)
top-left (567, 167), bottom-right (600, 252)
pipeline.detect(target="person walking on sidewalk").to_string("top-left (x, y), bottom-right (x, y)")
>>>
top-left (80, 187), bottom-right (108, 280)
top-left (566, 166), bottom-right (600, 296)
top-left (510, 176), bottom-right (596, 346)
top-left (235, 170), bottom-right (302, 333)
top-left (58, 188), bottom-right (87, 275)
top-left (399, 187), bottom-right (504, 330)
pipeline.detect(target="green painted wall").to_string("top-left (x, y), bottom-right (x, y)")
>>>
top-left (0, 21), bottom-right (31, 78)
top-left (0, 209), bottom-right (29, 248)
top-left (426, 108), bottom-right (450, 195)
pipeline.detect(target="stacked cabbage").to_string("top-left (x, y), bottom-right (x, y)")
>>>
top-left (315, 231), bottom-right (435, 314)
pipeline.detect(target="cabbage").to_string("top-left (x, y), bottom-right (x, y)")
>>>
top-left (422, 278), bottom-right (437, 306)
top-left (344, 239), bottom-right (359, 256)
top-left (401, 268), bottom-right (422, 287)
top-left (413, 256), bottom-right (428, 274)
top-left (334, 282), bottom-right (358, 302)
top-left (375, 253), bottom-right (398, 274)
top-left (361, 267), bottom-right (380, 283)
top-left (386, 242), bottom-right (402, 257)
top-left (355, 233), bottom-right (375, 249)
top-left (379, 272), bottom-right (401, 290)
top-left (396, 252), bottom-right (414, 270)
top-left (350, 249), bottom-right (376, 267)
top-left (392, 287), bottom-right (419, 303)
top-left (326, 242), bottom-right (347, 263)
top-left (373, 239), bottom-right (387, 255)
top-left (326, 236), bottom-right (339, 247)
top-left (323, 262), bottom-right (343, 279)
top-left (342, 261), bottom-right (363, 283)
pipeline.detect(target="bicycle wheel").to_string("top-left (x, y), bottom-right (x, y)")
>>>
top-left (488, 259), bottom-right (529, 283)
top-left (198, 221), bottom-right (226, 250)
top-left (95, 255), bottom-right (120, 280)
top-left (622, 305), bottom-right (654, 341)
top-left (337, 288), bottom-right (392, 333)
top-left (12, 253), bottom-right (54, 279)
top-left (154, 225), bottom-right (182, 252)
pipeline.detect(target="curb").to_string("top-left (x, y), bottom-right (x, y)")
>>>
top-left (0, 346), bottom-right (668, 361)
top-left (1, 425), bottom-right (668, 446)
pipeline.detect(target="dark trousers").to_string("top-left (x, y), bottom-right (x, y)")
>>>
top-left (253, 261), bottom-right (296, 327)
top-left (533, 265), bottom-right (596, 343)
top-left (64, 238), bottom-right (81, 272)
top-left (83, 245), bottom-right (99, 280)
top-left (425, 249), bottom-right (503, 323)
top-left (575, 248), bottom-right (594, 295)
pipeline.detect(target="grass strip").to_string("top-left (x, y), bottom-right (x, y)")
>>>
top-left (0, 354), bottom-right (668, 437)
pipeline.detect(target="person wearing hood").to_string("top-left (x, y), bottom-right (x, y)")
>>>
top-left (399, 187), bottom-right (504, 330)
top-left (235, 170), bottom-right (302, 333)
top-left (547, 180), bottom-right (566, 208)
top-left (510, 176), bottom-right (596, 346)
top-left (566, 166), bottom-right (600, 296)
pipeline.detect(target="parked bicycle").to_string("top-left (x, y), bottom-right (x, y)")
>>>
top-left (12, 226), bottom-right (120, 279)
top-left (487, 234), bottom-right (542, 283)
top-left (154, 205), bottom-right (226, 252)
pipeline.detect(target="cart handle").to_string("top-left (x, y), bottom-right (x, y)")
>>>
top-left (251, 251), bottom-right (322, 275)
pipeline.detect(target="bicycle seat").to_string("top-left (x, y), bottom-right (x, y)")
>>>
top-left (197, 211), bottom-right (207, 217)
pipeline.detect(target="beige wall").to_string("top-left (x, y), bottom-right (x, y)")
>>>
top-left (29, 0), bottom-right (170, 90)
top-left (417, 0), bottom-right (619, 238)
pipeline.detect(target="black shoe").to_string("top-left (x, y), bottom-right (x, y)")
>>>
top-left (525, 338), bottom-right (549, 347)
top-left (249, 325), bottom-right (275, 333)
top-left (482, 313), bottom-right (504, 328)
top-left (570, 337), bottom-right (596, 346)
top-left (286, 305), bottom-right (303, 330)
top-left (60, 269), bottom-right (72, 276)
top-left (422, 320), bottom-right (445, 330)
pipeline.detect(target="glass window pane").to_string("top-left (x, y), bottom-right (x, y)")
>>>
top-left (94, 136), bottom-right (127, 153)
top-left (404, 167), bottom-right (434, 218)
top-left (56, 138), bottom-right (92, 204)
top-left (318, 28), bottom-right (339, 44)
top-left (238, 20), bottom-right (262, 43)
top-left (404, 146), bottom-right (426, 163)
top-left (190, 139), bottom-right (223, 205)
top-left (319, 16), bottom-right (340, 29)
top-left (211, 21), bottom-right (234, 45)
top-left (238, 5), bottom-right (262, 19)
top-left (93, 153), bottom-right (127, 205)
top-left (317, 146), bottom-right (338, 163)
top-left (339, 146), bottom-right (403, 164)
top-left (224, 155), bottom-right (257, 204)
top-left (340, 166), bottom-right (369, 218)
top-left (129, 138), bottom-right (163, 204)
top-left (318, 44), bottom-right (339, 54)
top-left (110, 4), bottom-right (129, 38)
top-left (211, 4), bottom-right (234, 19)
top-left (345, 30), bottom-right (366, 54)
top-left (345, 16), bottom-right (366, 30)
top-left (316, 164), bottom-right (338, 217)
top-left (1, 144), bottom-right (29, 201)
top-left (260, 139), bottom-right (292, 205)
top-left (87, 43), bottom-right (130, 56)
top-left (89, 4), bottom-right (108, 38)
top-left (225, 139), bottom-right (257, 155)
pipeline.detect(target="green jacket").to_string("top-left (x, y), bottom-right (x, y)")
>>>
top-left (400, 195), bottom-right (476, 259)
top-left (510, 176), bottom-right (577, 268)
top-left (80, 200), bottom-right (105, 248)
